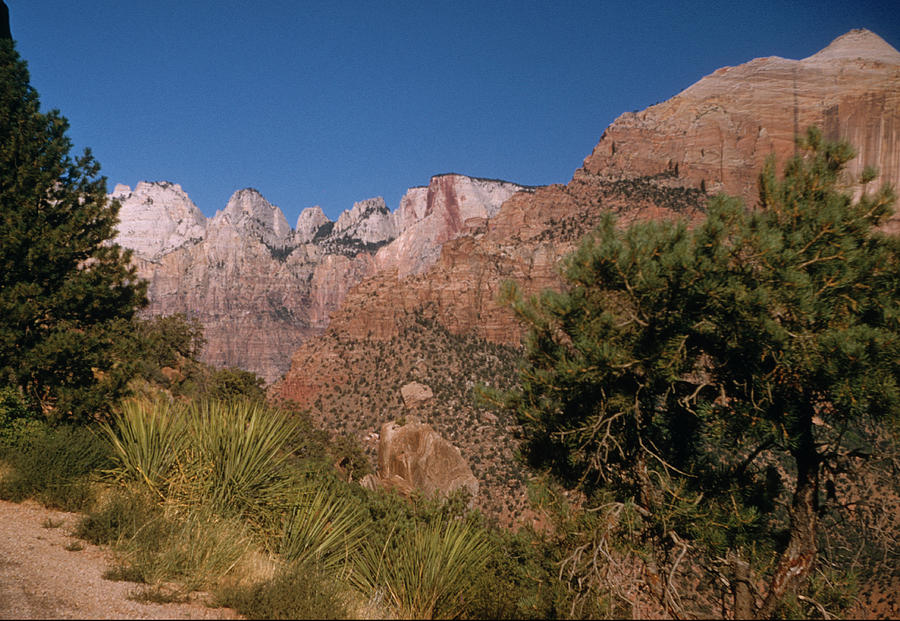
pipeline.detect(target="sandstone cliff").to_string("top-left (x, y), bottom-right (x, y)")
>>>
top-left (272, 30), bottom-right (900, 523)
top-left (376, 174), bottom-right (527, 277)
top-left (113, 175), bottom-right (525, 382)
top-left (579, 29), bottom-right (900, 229)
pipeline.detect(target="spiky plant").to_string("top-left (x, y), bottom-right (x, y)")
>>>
top-left (279, 484), bottom-right (369, 575)
top-left (100, 397), bottom-right (186, 497)
top-left (185, 399), bottom-right (297, 516)
top-left (353, 516), bottom-right (493, 619)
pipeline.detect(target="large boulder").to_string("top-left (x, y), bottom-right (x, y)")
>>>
top-left (361, 420), bottom-right (478, 501)
top-left (400, 381), bottom-right (433, 408)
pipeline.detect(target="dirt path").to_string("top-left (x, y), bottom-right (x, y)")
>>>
top-left (0, 499), bottom-right (240, 620)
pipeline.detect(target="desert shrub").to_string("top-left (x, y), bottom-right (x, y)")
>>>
top-left (75, 485), bottom-right (163, 546)
top-left (107, 507), bottom-right (251, 592)
top-left (0, 423), bottom-right (111, 511)
top-left (201, 367), bottom-right (267, 403)
top-left (100, 397), bottom-right (188, 497)
top-left (214, 559), bottom-right (350, 620)
top-left (352, 514), bottom-right (493, 620)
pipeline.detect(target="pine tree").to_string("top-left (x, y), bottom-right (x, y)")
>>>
top-left (0, 36), bottom-right (146, 421)
top-left (497, 127), bottom-right (899, 616)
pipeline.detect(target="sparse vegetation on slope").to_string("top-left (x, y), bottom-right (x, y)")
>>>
top-left (287, 311), bottom-right (529, 524)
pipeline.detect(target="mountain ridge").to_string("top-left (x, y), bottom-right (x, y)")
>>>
top-left (112, 174), bottom-right (527, 382)
top-left (271, 28), bottom-right (900, 521)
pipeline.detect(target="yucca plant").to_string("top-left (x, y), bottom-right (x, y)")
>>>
top-left (185, 399), bottom-right (297, 516)
top-left (279, 484), bottom-right (369, 575)
top-left (353, 516), bottom-right (494, 619)
top-left (100, 397), bottom-right (187, 497)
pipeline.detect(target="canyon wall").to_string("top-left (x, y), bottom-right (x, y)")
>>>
top-left (275, 28), bottom-right (900, 405)
top-left (113, 175), bottom-right (524, 383)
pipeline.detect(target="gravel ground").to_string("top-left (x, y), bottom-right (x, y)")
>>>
top-left (0, 499), bottom-right (241, 620)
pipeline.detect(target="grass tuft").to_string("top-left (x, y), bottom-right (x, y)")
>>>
top-left (215, 560), bottom-right (350, 620)
top-left (111, 508), bottom-right (252, 591)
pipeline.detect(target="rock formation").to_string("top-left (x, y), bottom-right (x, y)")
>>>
top-left (400, 381), bottom-right (433, 408)
top-left (361, 419), bottom-right (479, 500)
top-left (376, 174), bottom-right (526, 277)
top-left (272, 30), bottom-right (900, 523)
top-left (111, 182), bottom-right (206, 261)
top-left (579, 28), bottom-right (900, 229)
top-left (113, 175), bottom-right (525, 382)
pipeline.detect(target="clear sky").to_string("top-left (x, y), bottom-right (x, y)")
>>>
top-left (8, 1), bottom-right (900, 225)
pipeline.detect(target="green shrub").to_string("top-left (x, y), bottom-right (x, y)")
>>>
top-left (464, 526), bottom-right (570, 620)
top-left (99, 397), bottom-right (188, 497)
top-left (0, 385), bottom-right (41, 450)
top-left (0, 424), bottom-right (111, 511)
top-left (353, 515), bottom-right (493, 620)
top-left (184, 399), bottom-right (298, 516)
top-left (215, 560), bottom-right (349, 620)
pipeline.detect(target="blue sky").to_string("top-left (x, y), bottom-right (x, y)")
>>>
top-left (8, 1), bottom-right (900, 225)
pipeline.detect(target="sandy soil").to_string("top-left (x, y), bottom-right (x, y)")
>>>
top-left (0, 499), bottom-right (240, 620)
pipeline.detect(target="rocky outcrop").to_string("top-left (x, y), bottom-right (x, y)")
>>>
top-left (112, 182), bottom-right (207, 261)
top-left (579, 29), bottom-right (900, 229)
top-left (377, 174), bottom-right (527, 277)
top-left (361, 420), bottom-right (479, 500)
top-left (114, 175), bottom-right (524, 382)
top-left (400, 382), bottom-right (433, 408)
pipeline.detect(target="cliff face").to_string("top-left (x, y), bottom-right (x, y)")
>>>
top-left (113, 175), bottom-right (524, 383)
top-left (579, 29), bottom-right (900, 230)
top-left (376, 174), bottom-right (526, 277)
top-left (272, 31), bottom-right (900, 524)
top-left (293, 31), bottom-right (900, 360)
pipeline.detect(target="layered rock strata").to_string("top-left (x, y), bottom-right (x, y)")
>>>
top-left (113, 174), bottom-right (525, 382)
top-left (579, 29), bottom-right (900, 229)
top-left (273, 31), bottom-right (900, 524)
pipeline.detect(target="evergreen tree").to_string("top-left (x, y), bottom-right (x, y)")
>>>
top-left (497, 128), bottom-right (899, 616)
top-left (0, 36), bottom-right (146, 421)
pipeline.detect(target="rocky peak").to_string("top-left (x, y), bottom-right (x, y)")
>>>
top-left (578, 29), bottom-right (900, 212)
top-left (332, 197), bottom-right (396, 243)
top-left (803, 28), bottom-right (900, 65)
top-left (212, 188), bottom-right (293, 249)
top-left (112, 181), bottom-right (207, 261)
top-left (295, 206), bottom-right (331, 244)
top-left (376, 173), bottom-right (526, 277)
top-left (312, 197), bottom-right (398, 257)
